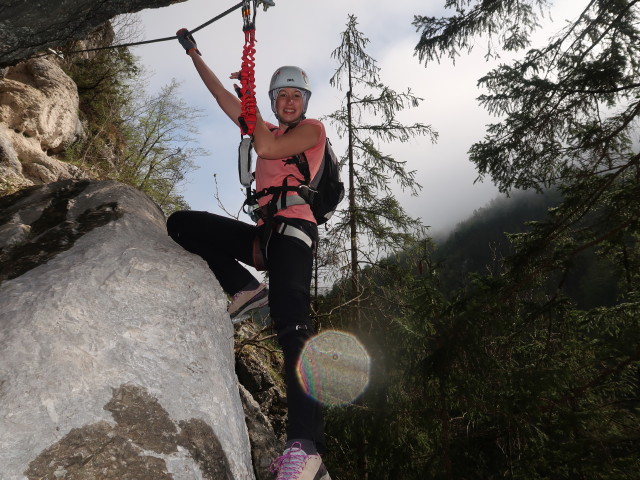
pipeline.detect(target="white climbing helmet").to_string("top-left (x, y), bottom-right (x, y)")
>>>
top-left (268, 66), bottom-right (312, 116)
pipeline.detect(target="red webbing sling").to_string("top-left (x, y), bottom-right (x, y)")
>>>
top-left (238, 0), bottom-right (257, 136)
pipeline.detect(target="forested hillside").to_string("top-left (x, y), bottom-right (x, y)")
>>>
top-left (318, 1), bottom-right (640, 478)
top-left (434, 189), bottom-right (621, 309)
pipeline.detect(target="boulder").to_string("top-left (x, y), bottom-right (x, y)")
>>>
top-left (0, 180), bottom-right (255, 479)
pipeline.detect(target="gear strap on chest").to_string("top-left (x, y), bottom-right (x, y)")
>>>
top-left (241, 125), bottom-right (316, 223)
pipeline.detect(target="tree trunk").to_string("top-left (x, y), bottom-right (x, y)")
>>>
top-left (347, 39), bottom-right (358, 297)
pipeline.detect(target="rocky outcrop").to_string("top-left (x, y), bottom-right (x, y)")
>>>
top-left (0, 125), bottom-right (29, 193)
top-left (0, 2), bottom-right (287, 477)
top-left (238, 384), bottom-right (280, 480)
top-left (236, 331), bottom-right (288, 446)
top-left (0, 180), bottom-right (255, 479)
top-left (235, 324), bottom-right (288, 480)
top-left (0, 57), bottom-right (82, 153)
top-left (0, 57), bottom-right (85, 193)
top-left (0, 0), bottom-right (187, 67)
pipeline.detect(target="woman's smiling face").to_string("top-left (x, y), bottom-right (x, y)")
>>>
top-left (275, 88), bottom-right (305, 123)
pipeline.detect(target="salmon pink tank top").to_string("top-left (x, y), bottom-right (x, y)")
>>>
top-left (254, 119), bottom-right (326, 224)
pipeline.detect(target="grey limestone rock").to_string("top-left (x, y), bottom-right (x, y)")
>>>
top-left (0, 180), bottom-right (255, 479)
top-left (0, 0), bottom-right (187, 67)
top-left (0, 56), bottom-right (87, 193)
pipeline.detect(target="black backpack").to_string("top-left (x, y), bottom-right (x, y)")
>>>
top-left (296, 137), bottom-right (345, 225)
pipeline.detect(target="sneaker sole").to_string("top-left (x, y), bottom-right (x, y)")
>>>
top-left (230, 295), bottom-right (269, 324)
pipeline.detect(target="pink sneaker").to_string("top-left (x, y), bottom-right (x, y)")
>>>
top-left (228, 283), bottom-right (268, 322)
top-left (270, 443), bottom-right (331, 480)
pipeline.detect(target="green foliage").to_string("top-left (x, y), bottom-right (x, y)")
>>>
top-left (413, 0), bottom-right (550, 63)
top-left (322, 1), bottom-right (640, 478)
top-left (322, 238), bottom-right (438, 478)
top-left (319, 14), bottom-right (437, 295)
top-left (61, 44), bottom-right (137, 174)
top-left (325, 227), bottom-right (639, 478)
top-left (60, 21), bottom-right (203, 215)
top-left (115, 80), bottom-right (205, 214)
top-left (466, 2), bottom-right (639, 194)
top-left (410, 238), bottom-right (639, 479)
top-left (324, 3), bottom-right (640, 477)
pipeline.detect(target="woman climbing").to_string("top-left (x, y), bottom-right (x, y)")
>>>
top-left (167, 29), bottom-right (331, 480)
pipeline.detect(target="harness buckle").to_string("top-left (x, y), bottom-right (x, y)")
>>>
top-left (296, 185), bottom-right (317, 204)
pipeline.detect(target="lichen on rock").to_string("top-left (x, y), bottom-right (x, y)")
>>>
top-left (26, 384), bottom-right (230, 480)
top-left (0, 179), bottom-right (122, 284)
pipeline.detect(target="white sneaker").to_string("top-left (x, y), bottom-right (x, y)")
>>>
top-left (270, 443), bottom-right (331, 480)
top-left (228, 283), bottom-right (268, 323)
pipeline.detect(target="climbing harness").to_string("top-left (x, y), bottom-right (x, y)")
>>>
top-left (242, 123), bottom-right (345, 270)
top-left (252, 219), bottom-right (315, 271)
top-left (243, 126), bottom-right (344, 226)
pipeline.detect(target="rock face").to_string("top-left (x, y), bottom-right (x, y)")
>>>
top-left (0, 57), bottom-right (85, 192)
top-left (0, 2), bottom-right (285, 477)
top-left (0, 180), bottom-right (255, 479)
top-left (0, 58), bottom-right (81, 153)
top-left (0, 0), bottom-right (187, 67)
top-left (235, 328), bottom-right (288, 480)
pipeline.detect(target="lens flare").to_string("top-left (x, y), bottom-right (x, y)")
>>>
top-left (297, 330), bottom-right (370, 406)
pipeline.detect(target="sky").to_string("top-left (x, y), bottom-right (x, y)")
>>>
top-left (130, 0), bottom-right (584, 236)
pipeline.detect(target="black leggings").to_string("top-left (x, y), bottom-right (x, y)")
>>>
top-left (166, 211), bottom-right (325, 453)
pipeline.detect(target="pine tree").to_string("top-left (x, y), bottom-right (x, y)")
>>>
top-left (318, 15), bottom-right (437, 478)
top-left (400, 1), bottom-right (640, 477)
top-left (321, 14), bottom-right (437, 302)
